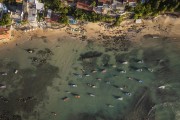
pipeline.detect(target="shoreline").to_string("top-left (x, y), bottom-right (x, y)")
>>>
top-left (1, 15), bottom-right (180, 49)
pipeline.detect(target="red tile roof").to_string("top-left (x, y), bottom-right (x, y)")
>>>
top-left (98, 0), bottom-right (113, 4)
top-left (126, 0), bottom-right (137, 2)
top-left (76, 2), bottom-right (93, 11)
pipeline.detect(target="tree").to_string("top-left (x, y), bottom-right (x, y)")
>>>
top-left (90, 1), bottom-right (96, 7)
top-left (58, 15), bottom-right (69, 25)
top-left (113, 16), bottom-right (123, 26)
top-left (0, 13), bottom-right (11, 26)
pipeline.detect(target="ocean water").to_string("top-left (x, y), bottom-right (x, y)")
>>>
top-left (0, 35), bottom-right (180, 120)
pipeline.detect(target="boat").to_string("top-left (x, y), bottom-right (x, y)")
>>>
top-left (125, 92), bottom-right (132, 96)
top-left (1, 72), bottom-right (7, 76)
top-left (158, 85), bottom-right (166, 89)
top-left (116, 97), bottom-right (123, 101)
top-left (69, 83), bottom-right (77, 87)
top-left (148, 68), bottom-right (154, 72)
top-left (136, 68), bottom-right (143, 72)
top-left (120, 70), bottom-right (126, 73)
top-left (62, 97), bottom-right (69, 101)
top-left (85, 74), bottom-right (90, 77)
top-left (88, 93), bottom-right (95, 97)
top-left (0, 84), bottom-right (6, 89)
top-left (107, 104), bottom-right (114, 107)
top-left (96, 78), bottom-right (102, 81)
top-left (91, 70), bottom-right (97, 73)
top-left (101, 69), bottom-right (107, 73)
top-left (122, 61), bottom-right (128, 64)
top-left (14, 69), bottom-right (18, 74)
top-left (127, 77), bottom-right (134, 80)
top-left (137, 60), bottom-right (144, 64)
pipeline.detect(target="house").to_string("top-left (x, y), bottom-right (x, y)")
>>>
top-left (0, 27), bottom-right (11, 40)
top-left (111, 0), bottom-right (126, 14)
top-left (36, 2), bottom-right (44, 11)
top-left (126, 0), bottom-right (137, 7)
top-left (76, 2), bottom-right (93, 11)
top-left (16, 0), bottom-right (23, 3)
top-left (27, 0), bottom-right (44, 26)
top-left (65, 0), bottom-right (76, 7)
top-left (46, 9), bottom-right (52, 19)
top-left (0, 3), bottom-right (8, 20)
top-left (98, 0), bottom-right (113, 4)
top-left (0, 3), bottom-right (8, 13)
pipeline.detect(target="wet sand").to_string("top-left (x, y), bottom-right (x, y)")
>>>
top-left (0, 16), bottom-right (180, 120)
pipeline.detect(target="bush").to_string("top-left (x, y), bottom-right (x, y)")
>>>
top-left (0, 13), bottom-right (11, 26)
top-left (58, 15), bottom-right (69, 25)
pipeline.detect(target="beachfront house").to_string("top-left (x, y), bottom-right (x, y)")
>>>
top-left (16, 0), bottom-right (23, 3)
top-left (0, 3), bottom-right (8, 20)
top-left (36, 2), bottom-right (44, 11)
top-left (93, 0), bottom-right (112, 14)
top-left (76, 2), bottom-right (93, 11)
top-left (27, 0), bottom-right (44, 26)
top-left (126, 0), bottom-right (137, 7)
top-left (112, 0), bottom-right (126, 14)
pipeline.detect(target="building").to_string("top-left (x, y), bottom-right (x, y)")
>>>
top-left (126, 0), bottom-right (137, 7)
top-left (16, 0), bottom-right (23, 3)
top-left (76, 2), bottom-right (93, 11)
top-left (36, 2), bottom-right (44, 11)
top-left (112, 0), bottom-right (126, 13)
top-left (98, 0), bottom-right (113, 4)
top-left (27, 0), bottom-right (44, 26)
top-left (0, 3), bottom-right (8, 19)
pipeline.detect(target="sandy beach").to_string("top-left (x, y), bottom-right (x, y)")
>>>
top-left (1, 15), bottom-right (180, 49)
top-left (0, 15), bottom-right (180, 120)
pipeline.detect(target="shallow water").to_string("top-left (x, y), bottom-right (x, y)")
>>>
top-left (0, 35), bottom-right (180, 120)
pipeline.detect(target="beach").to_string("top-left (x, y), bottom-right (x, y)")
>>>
top-left (0, 15), bottom-right (180, 120)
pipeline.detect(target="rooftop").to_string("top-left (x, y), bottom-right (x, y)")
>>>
top-left (76, 2), bottom-right (93, 11)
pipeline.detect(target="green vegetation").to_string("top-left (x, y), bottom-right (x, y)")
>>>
top-left (44, 0), bottom-right (63, 12)
top-left (20, 20), bottom-right (28, 25)
top-left (72, 8), bottom-right (115, 22)
top-left (58, 15), bottom-right (69, 25)
top-left (0, 13), bottom-right (11, 26)
top-left (133, 0), bottom-right (180, 19)
top-left (113, 16), bottom-right (123, 26)
top-left (37, 12), bottom-right (45, 22)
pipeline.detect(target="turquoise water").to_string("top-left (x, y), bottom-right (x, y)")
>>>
top-left (0, 35), bottom-right (180, 120)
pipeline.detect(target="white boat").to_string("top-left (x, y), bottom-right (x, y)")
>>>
top-left (117, 97), bottom-right (123, 101)
top-left (148, 68), bottom-right (154, 72)
top-left (122, 61), bottom-right (128, 64)
top-left (1, 72), bottom-right (7, 76)
top-left (0, 84), bottom-right (6, 89)
top-left (88, 93), bottom-right (95, 97)
top-left (85, 74), bottom-right (90, 77)
top-left (158, 86), bottom-right (166, 89)
top-left (137, 60), bottom-right (144, 64)
top-left (120, 70), bottom-right (126, 73)
top-left (136, 69), bottom-right (143, 72)
top-left (69, 83), bottom-right (77, 87)
top-left (107, 104), bottom-right (114, 107)
top-left (14, 69), bottom-right (18, 74)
